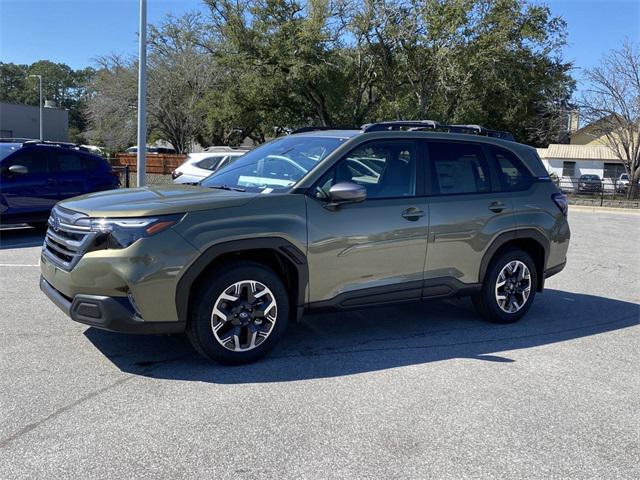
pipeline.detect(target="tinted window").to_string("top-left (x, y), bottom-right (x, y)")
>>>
top-left (82, 155), bottom-right (103, 171)
top-left (490, 147), bottom-right (532, 191)
top-left (429, 142), bottom-right (490, 195)
top-left (54, 152), bottom-right (84, 171)
top-left (2, 149), bottom-right (48, 174)
top-left (195, 155), bottom-right (227, 171)
top-left (315, 141), bottom-right (417, 199)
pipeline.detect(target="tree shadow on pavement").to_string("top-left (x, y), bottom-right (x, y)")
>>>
top-left (84, 289), bottom-right (639, 384)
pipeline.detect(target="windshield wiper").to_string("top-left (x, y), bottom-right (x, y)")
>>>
top-left (207, 184), bottom-right (246, 192)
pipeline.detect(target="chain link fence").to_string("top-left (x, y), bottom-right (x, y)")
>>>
top-left (110, 153), bottom-right (182, 188)
top-left (112, 165), bottom-right (173, 188)
top-left (555, 176), bottom-right (639, 208)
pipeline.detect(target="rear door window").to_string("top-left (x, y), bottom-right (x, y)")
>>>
top-left (428, 142), bottom-right (491, 195)
top-left (53, 151), bottom-right (84, 172)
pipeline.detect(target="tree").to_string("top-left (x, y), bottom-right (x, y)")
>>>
top-left (84, 55), bottom-right (138, 152)
top-left (0, 61), bottom-right (94, 143)
top-left (580, 40), bottom-right (640, 198)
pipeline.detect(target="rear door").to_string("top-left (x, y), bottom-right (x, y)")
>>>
top-left (50, 149), bottom-right (87, 199)
top-left (423, 140), bottom-right (516, 289)
top-left (0, 147), bottom-right (58, 219)
top-left (306, 139), bottom-right (429, 305)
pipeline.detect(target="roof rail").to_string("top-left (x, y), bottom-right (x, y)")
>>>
top-left (290, 126), bottom-right (359, 134)
top-left (22, 140), bottom-right (92, 151)
top-left (204, 145), bottom-right (251, 152)
top-left (443, 124), bottom-right (515, 141)
top-left (361, 120), bottom-right (515, 141)
top-left (362, 120), bottom-right (439, 132)
top-left (0, 137), bottom-right (36, 143)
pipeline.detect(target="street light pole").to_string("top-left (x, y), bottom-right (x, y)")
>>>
top-left (136, 0), bottom-right (147, 187)
top-left (28, 75), bottom-right (43, 140)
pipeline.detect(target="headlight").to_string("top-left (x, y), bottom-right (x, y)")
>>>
top-left (80, 214), bottom-right (184, 249)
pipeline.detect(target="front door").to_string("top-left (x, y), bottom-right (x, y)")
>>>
top-left (306, 139), bottom-right (429, 306)
top-left (0, 147), bottom-right (58, 221)
top-left (424, 140), bottom-right (516, 288)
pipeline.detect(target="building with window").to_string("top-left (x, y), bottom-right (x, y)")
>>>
top-left (0, 102), bottom-right (68, 141)
top-left (536, 116), bottom-right (629, 190)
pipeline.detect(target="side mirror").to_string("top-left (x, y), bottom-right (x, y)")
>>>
top-left (326, 182), bottom-right (367, 209)
top-left (8, 165), bottom-right (28, 175)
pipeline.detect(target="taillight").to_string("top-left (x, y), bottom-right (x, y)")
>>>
top-left (172, 170), bottom-right (183, 180)
top-left (552, 192), bottom-right (568, 216)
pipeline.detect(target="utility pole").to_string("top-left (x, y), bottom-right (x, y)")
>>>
top-left (136, 0), bottom-right (147, 187)
top-left (28, 75), bottom-right (43, 140)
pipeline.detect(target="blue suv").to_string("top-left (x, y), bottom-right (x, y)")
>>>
top-left (0, 141), bottom-right (120, 226)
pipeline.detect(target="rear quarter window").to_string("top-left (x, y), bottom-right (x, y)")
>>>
top-left (489, 146), bottom-right (533, 192)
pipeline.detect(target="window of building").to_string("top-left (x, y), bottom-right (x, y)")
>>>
top-left (562, 161), bottom-right (576, 177)
top-left (429, 142), bottom-right (491, 195)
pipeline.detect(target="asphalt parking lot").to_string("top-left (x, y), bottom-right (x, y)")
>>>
top-left (1, 208), bottom-right (638, 479)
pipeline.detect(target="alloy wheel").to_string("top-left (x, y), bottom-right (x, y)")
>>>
top-left (210, 280), bottom-right (277, 352)
top-left (495, 260), bottom-right (531, 314)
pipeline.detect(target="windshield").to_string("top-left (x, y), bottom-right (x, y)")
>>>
top-left (0, 144), bottom-right (21, 162)
top-left (200, 136), bottom-right (346, 193)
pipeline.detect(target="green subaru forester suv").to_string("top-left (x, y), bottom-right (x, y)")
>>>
top-left (40, 121), bottom-right (570, 364)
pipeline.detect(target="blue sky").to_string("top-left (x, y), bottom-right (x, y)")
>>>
top-left (1, 0), bottom-right (639, 90)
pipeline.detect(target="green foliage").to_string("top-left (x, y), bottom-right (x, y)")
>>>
top-left (0, 61), bottom-right (94, 142)
top-left (25, 0), bottom-right (575, 150)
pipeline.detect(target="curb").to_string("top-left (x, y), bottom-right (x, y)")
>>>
top-left (569, 205), bottom-right (640, 215)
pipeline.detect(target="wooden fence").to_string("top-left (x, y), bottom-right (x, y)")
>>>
top-left (112, 153), bottom-right (187, 175)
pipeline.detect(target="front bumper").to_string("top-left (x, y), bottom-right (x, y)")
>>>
top-left (40, 276), bottom-right (185, 334)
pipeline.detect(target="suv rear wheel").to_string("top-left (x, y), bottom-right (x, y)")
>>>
top-left (186, 261), bottom-right (289, 364)
top-left (473, 248), bottom-right (537, 323)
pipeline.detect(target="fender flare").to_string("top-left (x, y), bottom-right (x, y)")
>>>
top-left (478, 229), bottom-right (550, 287)
top-left (175, 237), bottom-right (308, 323)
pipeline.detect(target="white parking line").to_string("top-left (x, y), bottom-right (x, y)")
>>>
top-left (0, 264), bottom-right (40, 267)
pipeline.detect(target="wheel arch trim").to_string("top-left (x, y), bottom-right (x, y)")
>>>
top-left (175, 237), bottom-right (308, 323)
top-left (478, 229), bottom-right (550, 290)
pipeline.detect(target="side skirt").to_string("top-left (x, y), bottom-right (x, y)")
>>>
top-left (307, 278), bottom-right (481, 313)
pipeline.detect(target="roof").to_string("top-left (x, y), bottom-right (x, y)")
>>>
top-left (292, 129), bottom-right (360, 139)
top-left (537, 144), bottom-right (620, 161)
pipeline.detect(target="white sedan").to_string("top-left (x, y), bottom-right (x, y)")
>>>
top-left (172, 150), bottom-right (247, 184)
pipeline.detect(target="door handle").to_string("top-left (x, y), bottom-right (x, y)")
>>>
top-left (401, 207), bottom-right (425, 221)
top-left (489, 201), bottom-right (505, 213)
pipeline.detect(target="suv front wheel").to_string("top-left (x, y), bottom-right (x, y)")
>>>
top-left (473, 248), bottom-right (537, 324)
top-left (187, 261), bottom-right (289, 364)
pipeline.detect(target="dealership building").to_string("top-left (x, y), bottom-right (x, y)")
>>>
top-left (0, 102), bottom-right (69, 142)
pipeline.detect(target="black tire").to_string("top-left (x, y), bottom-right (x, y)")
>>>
top-left (186, 261), bottom-right (289, 365)
top-left (473, 248), bottom-right (537, 324)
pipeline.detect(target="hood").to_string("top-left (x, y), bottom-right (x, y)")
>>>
top-left (58, 184), bottom-right (255, 217)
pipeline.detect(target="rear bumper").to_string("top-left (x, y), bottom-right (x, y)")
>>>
top-left (544, 261), bottom-right (566, 279)
top-left (40, 276), bottom-right (185, 334)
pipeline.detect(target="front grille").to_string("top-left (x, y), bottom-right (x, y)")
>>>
top-left (43, 206), bottom-right (96, 271)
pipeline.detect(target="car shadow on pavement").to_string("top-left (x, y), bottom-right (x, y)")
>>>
top-left (0, 226), bottom-right (45, 249)
top-left (84, 289), bottom-right (639, 384)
